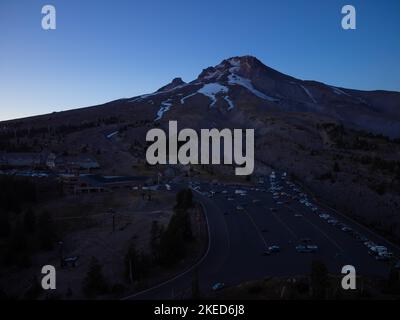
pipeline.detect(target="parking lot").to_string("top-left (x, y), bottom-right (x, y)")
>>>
top-left (190, 171), bottom-right (399, 289)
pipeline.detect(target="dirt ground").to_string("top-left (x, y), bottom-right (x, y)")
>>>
top-left (0, 189), bottom-right (179, 299)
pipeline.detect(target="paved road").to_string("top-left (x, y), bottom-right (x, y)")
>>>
top-left (123, 173), bottom-right (399, 299)
top-left (123, 192), bottom-right (230, 299)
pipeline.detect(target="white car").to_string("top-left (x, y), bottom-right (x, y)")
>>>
top-left (296, 244), bottom-right (318, 253)
top-left (268, 245), bottom-right (281, 253)
top-left (364, 241), bottom-right (376, 249)
top-left (341, 226), bottom-right (352, 233)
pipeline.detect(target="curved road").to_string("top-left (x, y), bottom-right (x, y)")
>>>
top-left (122, 192), bottom-right (230, 300)
top-left (123, 174), bottom-right (399, 300)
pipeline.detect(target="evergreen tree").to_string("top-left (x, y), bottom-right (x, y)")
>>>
top-left (83, 257), bottom-right (108, 297)
top-left (37, 211), bottom-right (55, 250)
top-left (150, 221), bottom-right (163, 261)
top-left (333, 162), bottom-right (340, 172)
top-left (157, 189), bottom-right (195, 266)
top-left (385, 268), bottom-right (400, 294)
top-left (23, 208), bottom-right (36, 234)
top-left (6, 221), bottom-right (31, 268)
top-left (310, 260), bottom-right (329, 299)
top-left (192, 269), bottom-right (201, 300)
top-left (125, 244), bottom-right (152, 282)
top-left (0, 210), bottom-right (11, 239)
top-left (158, 212), bottom-right (186, 266)
top-left (175, 189), bottom-right (193, 211)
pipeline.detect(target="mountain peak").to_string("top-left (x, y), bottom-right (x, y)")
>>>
top-left (197, 55), bottom-right (280, 82)
top-left (224, 55), bottom-right (262, 65)
top-left (157, 77), bottom-right (186, 92)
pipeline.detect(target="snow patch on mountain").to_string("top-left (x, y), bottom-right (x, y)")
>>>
top-left (129, 93), bottom-right (155, 103)
top-left (129, 83), bottom-right (188, 103)
top-left (224, 96), bottom-right (235, 110)
top-left (299, 84), bottom-right (317, 103)
top-left (228, 74), bottom-right (278, 102)
top-left (228, 58), bottom-right (241, 67)
top-left (180, 92), bottom-right (198, 104)
top-left (203, 70), bottom-right (223, 80)
top-left (331, 86), bottom-right (351, 97)
top-left (106, 131), bottom-right (118, 139)
top-left (198, 83), bottom-right (229, 107)
top-left (155, 99), bottom-right (173, 121)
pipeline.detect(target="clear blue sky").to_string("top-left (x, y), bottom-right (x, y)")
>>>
top-left (0, 0), bottom-right (399, 121)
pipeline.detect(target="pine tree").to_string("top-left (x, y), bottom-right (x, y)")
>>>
top-left (83, 257), bottom-right (108, 297)
top-left (0, 210), bottom-right (11, 238)
top-left (23, 208), bottom-right (36, 234)
top-left (125, 244), bottom-right (151, 282)
top-left (6, 221), bottom-right (31, 268)
top-left (310, 260), bottom-right (329, 299)
top-left (150, 221), bottom-right (163, 261)
top-left (37, 211), bottom-right (55, 250)
top-left (192, 269), bottom-right (201, 300)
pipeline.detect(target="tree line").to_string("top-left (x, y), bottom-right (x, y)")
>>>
top-left (0, 176), bottom-right (56, 268)
top-left (82, 189), bottom-right (196, 297)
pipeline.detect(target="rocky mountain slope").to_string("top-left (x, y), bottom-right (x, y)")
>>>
top-left (1, 56), bottom-right (400, 239)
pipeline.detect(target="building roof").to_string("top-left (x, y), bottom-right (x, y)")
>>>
top-left (54, 155), bottom-right (100, 169)
top-left (80, 174), bottom-right (148, 186)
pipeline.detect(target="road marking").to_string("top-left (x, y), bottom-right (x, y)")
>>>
top-left (284, 204), bottom-right (344, 252)
top-left (302, 215), bottom-right (344, 252)
top-left (264, 205), bottom-right (298, 239)
top-left (243, 208), bottom-right (269, 248)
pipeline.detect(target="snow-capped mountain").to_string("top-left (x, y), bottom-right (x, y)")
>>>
top-left (2, 56), bottom-right (399, 238)
top-left (128, 55), bottom-right (400, 138)
top-left (2, 56), bottom-right (399, 138)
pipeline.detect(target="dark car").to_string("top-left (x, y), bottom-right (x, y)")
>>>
top-left (268, 245), bottom-right (280, 253)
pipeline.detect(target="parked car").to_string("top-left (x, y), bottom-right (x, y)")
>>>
top-left (327, 219), bottom-right (338, 225)
top-left (268, 245), bottom-right (280, 253)
top-left (369, 246), bottom-right (389, 257)
top-left (375, 252), bottom-right (391, 261)
top-left (341, 226), bottom-right (352, 233)
top-left (308, 245), bottom-right (318, 252)
top-left (296, 244), bottom-right (318, 253)
top-left (296, 245), bottom-right (309, 253)
top-left (212, 282), bottom-right (225, 291)
top-left (364, 241), bottom-right (377, 249)
top-left (263, 249), bottom-right (271, 256)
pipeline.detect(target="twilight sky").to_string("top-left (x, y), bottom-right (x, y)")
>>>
top-left (0, 0), bottom-right (399, 121)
